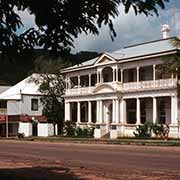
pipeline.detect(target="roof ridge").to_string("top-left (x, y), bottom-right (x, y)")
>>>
top-left (124, 37), bottom-right (175, 49)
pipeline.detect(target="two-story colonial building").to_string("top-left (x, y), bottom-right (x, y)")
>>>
top-left (0, 74), bottom-right (57, 137)
top-left (63, 25), bottom-right (180, 139)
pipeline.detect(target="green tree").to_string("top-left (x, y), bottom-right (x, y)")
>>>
top-left (32, 58), bottom-right (65, 134)
top-left (160, 37), bottom-right (180, 123)
top-left (0, 0), bottom-right (169, 56)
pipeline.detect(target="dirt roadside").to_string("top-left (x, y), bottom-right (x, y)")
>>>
top-left (0, 153), bottom-right (180, 180)
top-left (1, 141), bottom-right (180, 180)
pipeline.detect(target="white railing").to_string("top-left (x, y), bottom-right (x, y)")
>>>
top-left (65, 79), bottom-right (177, 95)
top-left (66, 86), bottom-right (95, 95)
top-left (0, 108), bottom-right (7, 115)
top-left (123, 79), bottom-right (177, 91)
top-left (123, 82), bottom-right (138, 90)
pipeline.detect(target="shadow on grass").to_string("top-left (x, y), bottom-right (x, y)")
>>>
top-left (0, 166), bottom-right (85, 180)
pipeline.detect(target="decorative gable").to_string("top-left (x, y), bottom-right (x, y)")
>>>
top-left (98, 57), bottom-right (113, 64)
top-left (94, 53), bottom-right (116, 65)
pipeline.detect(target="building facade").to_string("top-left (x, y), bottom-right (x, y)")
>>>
top-left (63, 28), bottom-right (180, 139)
top-left (0, 74), bottom-right (57, 137)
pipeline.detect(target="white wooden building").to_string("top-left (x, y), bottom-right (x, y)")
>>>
top-left (0, 74), bottom-right (56, 137)
top-left (62, 25), bottom-right (180, 139)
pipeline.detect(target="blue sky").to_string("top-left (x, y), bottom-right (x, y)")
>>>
top-left (19, 0), bottom-right (180, 53)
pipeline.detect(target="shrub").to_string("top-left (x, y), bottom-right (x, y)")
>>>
top-left (133, 122), bottom-right (153, 138)
top-left (17, 133), bottom-right (25, 139)
top-left (133, 122), bottom-right (165, 139)
top-left (63, 121), bottom-right (76, 136)
top-left (75, 127), bottom-right (94, 137)
top-left (152, 123), bottom-right (164, 137)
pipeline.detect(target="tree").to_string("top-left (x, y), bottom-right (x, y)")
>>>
top-left (160, 37), bottom-right (180, 123)
top-left (0, 0), bottom-right (169, 56)
top-left (32, 58), bottom-right (65, 135)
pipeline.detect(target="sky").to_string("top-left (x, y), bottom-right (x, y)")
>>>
top-left (18, 0), bottom-right (180, 53)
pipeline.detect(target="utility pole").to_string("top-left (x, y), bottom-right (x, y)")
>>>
top-left (6, 114), bottom-right (8, 138)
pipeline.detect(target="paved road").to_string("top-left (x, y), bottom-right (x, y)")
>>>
top-left (0, 140), bottom-right (180, 179)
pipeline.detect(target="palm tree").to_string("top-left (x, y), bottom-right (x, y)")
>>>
top-left (161, 37), bottom-right (180, 126)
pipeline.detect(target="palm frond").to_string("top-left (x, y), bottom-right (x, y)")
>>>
top-left (170, 37), bottom-right (180, 48)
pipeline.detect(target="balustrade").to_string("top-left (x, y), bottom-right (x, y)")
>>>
top-left (65, 79), bottom-right (177, 95)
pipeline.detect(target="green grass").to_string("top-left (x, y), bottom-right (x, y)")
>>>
top-left (6, 136), bottom-right (180, 146)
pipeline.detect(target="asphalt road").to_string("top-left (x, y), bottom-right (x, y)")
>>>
top-left (0, 140), bottom-right (180, 179)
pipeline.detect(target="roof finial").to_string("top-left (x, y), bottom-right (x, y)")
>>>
top-left (161, 24), bottom-right (170, 39)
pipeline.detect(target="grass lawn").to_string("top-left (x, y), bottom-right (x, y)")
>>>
top-left (4, 136), bottom-right (180, 146)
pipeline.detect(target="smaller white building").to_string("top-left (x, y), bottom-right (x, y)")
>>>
top-left (0, 74), bottom-right (57, 137)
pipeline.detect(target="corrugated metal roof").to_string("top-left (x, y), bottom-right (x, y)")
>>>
top-left (0, 74), bottom-right (42, 100)
top-left (63, 37), bottom-right (178, 71)
top-left (0, 86), bottom-right (11, 94)
top-left (64, 56), bottom-right (99, 70)
top-left (110, 37), bottom-right (176, 60)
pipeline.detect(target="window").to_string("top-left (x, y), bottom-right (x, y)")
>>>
top-left (140, 100), bottom-right (146, 124)
top-left (0, 101), bottom-right (7, 108)
top-left (31, 99), bottom-right (38, 111)
top-left (159, 100), bottom-right (166, 124)
top-left (91, 74), bottom-right (97, 86)
top-left (128, 69), bottom-right (135, 82)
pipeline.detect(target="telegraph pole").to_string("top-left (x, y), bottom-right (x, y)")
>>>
top-left (6, 114), bottom-right (8, 138)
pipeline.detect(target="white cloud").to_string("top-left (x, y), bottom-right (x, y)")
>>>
top-left (72, 3), bottom-right (180, 53)
top-left (15, 0), bottom-right (180, 53)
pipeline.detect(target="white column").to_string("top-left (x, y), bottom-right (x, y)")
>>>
top-left (136, 98), bottom-right (141, 124)
top-left (100, 70), bottom-right (103, 83)
top-left (67, 78), bottom-right (69, 89)
top-left (171, 96), bottom-right (178, 125)
top-left (64, 102), bottom-right (67, 120)
top-left (6, 115), bottom-right (8, 138)
top-left (89, 74), bottom-right (91, 87)
top-left (153, 64), bottom-right (156, 81)
top-left (67, 77), bottom-right (70, 89)
top-left (65, 102), bottom-right (70, 121)
top-left (97, 72), bottom-right (99, 84)
top-left (121, 69), bottom-right (123, 83)
top-left (113, 68), bottom-right (115, 82)
top-left (77, 102), bottom-right (81, 123)
top-left (112, 100), bottom-right (116, 123)
top-left (88, 101), bottom-right (92, 123)
top-left (69, 78), bottom-right (71, 89)
top-left (65, 78), bottom-right (68, 89)
top-left (116, 68), bottom-right (118, 82)
top-left (78, 75), bottom-right (80, 88)
top-left (96, 101), bottom-right (99, 123)
top-left (116, 100), bottom-right (120, 123)
top-left (171, 73), bottom-right (174, 80)
top-left (99, 100), bottom-right (103, 123)
top-left (175, 68), bottom-right (178, 80)
top-left (153, 97), bottom-right (157, 124)
top-left (137, 67), bottom-right (139, 82)
top-left (137, 67), bottom-right (139, 88)
top-left (120, 99), bottom-right (126, 123)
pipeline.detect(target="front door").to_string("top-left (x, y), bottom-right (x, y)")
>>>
top-left (32, 123), bottom-right (38, 136)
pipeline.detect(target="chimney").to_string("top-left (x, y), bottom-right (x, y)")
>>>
top-left (161, 24), bottom-right (170, 39)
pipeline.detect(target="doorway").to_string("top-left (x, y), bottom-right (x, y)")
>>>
top-left (32, 123), bottom-right (38, 136)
